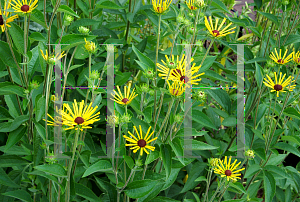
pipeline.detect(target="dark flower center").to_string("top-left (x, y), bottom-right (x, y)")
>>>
top-left (297, 58), bottom-right (300, 63)
top-left (74, 117), bottom-right (84, 124)
top-left (225, 170), bottom-right (232, 176)
top-left (212, 30), bottom-right (220, 36)
top-left (180, 75), bottom-right (189, 83)
top-left (122, 98), bottom-right (129, 104)
top-left (137, 139), bottom-right (146, 147)
top-left (157, 7), bottom-right (163, 12)
top-left (277, 59), bottom-right (284, 64)
top-left (0, 15), bottom-right (3, 25)
top-left (172, 89), bottom-right (179, 96)
top-left (172, 69), bottom-right (182, 77)
top-left (21, 5), bottom-right (30, 12)
top-left (191, 6), bottom-right (194, 9)
top-left (274, 84), bottom-right (283, 91)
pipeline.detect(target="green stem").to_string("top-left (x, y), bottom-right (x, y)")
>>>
top-left (203, 168), bottom-right (213, 202)
top-left (198, 38), bottom-right (215, 74)
top-left (208, 178), bottom-right (225, 202)
top-left (158, 98), bottom-right (174, 141)
top-left (89, 53), bottom-right (92, 79)
top-left (65, 129), bottom-right (80, 202)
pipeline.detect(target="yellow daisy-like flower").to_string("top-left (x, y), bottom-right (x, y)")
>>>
top-left (52, 100), bottom-right (100, 131)
top-left (123, 125), bottom-right (157, 156)
top-left (213, 156), bottom-right (245, 181)
top-left (269, 48), bottom-right (293, 65)
top-left (167, 80), bottom-right (185, 96)
top-left (111, 82), bottom-right (138, 106)
top-left (292, 49), bottom-right (300, 64)
top-left (263, 72), bottom-right (296, 97)
top-left (0, 0), bottom-right (18, 32)
top-left (40, 50), bottom-right (66, 64)
top-left (158, 54), bottom-right (204, 87)
top-left (204, 16), bottom-right (236, 38)
top-left (11, 0), bottom-right (38, 13)
top-left (186, 0), bottom-right (198, 10)
top-left (152, 0), bottom-right (172, 14)
top-left (84, 38), bottom-right (96, 54)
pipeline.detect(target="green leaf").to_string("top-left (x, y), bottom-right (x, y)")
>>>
top-left (0, 82), bottom-right (25, 97)
top-left (69, 19), bottom-right (100, 31)
top-left (244, 163), bottom-right (261, 178)
top-left (254, 148), bottom-right (266, 161)
top-left (28, 170), bottom-right (59, 185)
top-left (264, 165), bottom-right (290, 179)
top-left (280, 34), bottom-right (300, 46)
top-left (229, 182), bottom-right (246, 194)
top-left (2, 190), bottom-right (32, 202)
top-left (34, 164), bottom-right (67, 177)
top-left (283, 107), bottom-right (300, 120)
top-left (168, 137), bottom-right (185, 165)
top-left (192, 110), bottom-right (217, 130)
top-left (194, 176), bottom-right (206, 182)
top-left (124, 179), bottom-right (158, 199)
top-left (0, 41), bottom-right (21, 69)
top-left (162, 167), bottom-right (181, 191)
top-left (57, 34), bottom-right (97, 51)
top-left (149, 196), bottom-right (181, 202)
top-left (255, 62), bottom-right (263, 87)
top-left (257, 11), bottom-right (279, 26)
top-left (29, 32), bottom-right (46, 42)
top-left (254, 0), bottom-right (262, 9)
top-left (115, 72), bottom-right (132, 86)
top-left (137, 180), bottom-right (165, 202)
top-left (57, 5), bottom-right (80, 18)
top-left (223, 200), bottom-right (246, 202)
top-left (31, 9), bottom-right (47, 28)
top-left (176, 128), bottom-right (207, 137)
top-left (206, 89), bottom-right (231, 113)
top-left (0, 155), bottom-right (29, 167)
top-left (197, 56), bottom-right (217, 73)
top-left (95, 177), bottom-right (117, 202)
top-left (82, 160), bottom-right (112, 177)
top-left (123, 155), bottom-right (134, 169)
top-left (96, 0), bottom-right (125, 9)
top-left (161, 144), bottom-right (172, 179)
top-left (8, 22), bottom-right (29, 54)
top-left (145, 150), bottom-right (160, 165)
top-left (9, 115), bottom-right (29, 132)
top-left (0, 168), bottom-right (21, 188)
top-left (211, 0), bottom-right (232, 14)
top-left (35, 96), bottom-right (45, 122)
top-left (183, 139), bottom-right (218, 150)
top-left (222, 116), bottom-right (237, 127)
top-left (5, 126), bottom-right (26, 152)
top-left (75, 183), bottom-right (100, 202)
top-left (132, 44), bottom-right (155, 70)
top-left (281, 135), bottom-right (300, 146)
top-left (263, 170), bottom-right (276, 202)
top-left (274, 142), bottom-right (300, 158)
top-left (35, 122), bottom-right (46, 141)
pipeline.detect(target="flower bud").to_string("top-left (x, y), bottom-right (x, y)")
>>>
top-left (188, 26), bottom-right (196, 34)
top-left (266, 60), bottom-right (276, 68)
top-left (282, 0), bottom-right (289, 5)
top-left (177, 14), bottom-right (185, 24)
top-left (84, 38), bottom-right (97, 54)
top-left (45, 152), bottom-right (57, 164)
top-left (78, 26), bottom-right (90, 34)
top-left (106, 115), bottom-right (119, 128)
top-left (149, 89), bottom-right (155, 96)
top-left (174, 114), bottom-right (183, 123)
top-left (195, 0), bottom-right (205, 8)
top-left (48, 56), bottom-right (56, 65)
top-left (30, 80), bottom-right (40, 90)
top-left (269, 72), bottom-right (275, 78)
top-left (183, 18), bottom-right (191, 27)
top-left (121, 113), bottom-right (131, 124)
top-left (24, 89), bottom-right (30, 94)
top-left (188, 12), bottom-right (195, 18)
top-left (135, 159), bottom-right (143, 167)
top-left (208, 158), bottom-right (219, 167)
top-left (251, 45), bottom-right (259, 56)
top-left (63, 14), bottom-right (74, 26)
top-left (199, 12), bottom-right (205, 18)
top-left (167, 60), bottom-right (177, 69)
top-left (143, 68), bottom-right (155, 79)
top-left (40, 142), bottom-right (47, 149)
top-left (245, 149), bottom-right (255, 159)
top-left (90, 70), bottom-right (100, 80)
top-left (140, 83), bottom-right (149, 92)
top-left (194, 90), bottom-right (206, 102)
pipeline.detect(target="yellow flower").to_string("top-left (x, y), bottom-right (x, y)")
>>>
top-left (269, 48), bottom-right (293, 65)
top-left (111, 82), bottom-right (138, 106)
top-left (293, 49), bottom-right (300, 64)
top-left (123, 125), bottom-right (157, 156)
top-left (167, 80), bottom-right (185, 96)
top-left (158, 54), bottom-right (204, 87)
top-left (0, 0), bottom-right (18, 32)
top-left (186, 0), bottom-right (198, 10)
top-left (11, 0), bottom-right (38, 13)
top-left (40, 49), bottom-right (66, 64)
top-left (263, 72), bottom-right (296, 97)
top-left (51, 100), bottom-right (100, 131)
top-left (152, 0), bottom-right (172, 14)
top-left (213, 156), bottom-right (245, 181)
top-left (84, 38), bottom-right (96, 53)
top-left (204, 16), bottom-right (236, 38)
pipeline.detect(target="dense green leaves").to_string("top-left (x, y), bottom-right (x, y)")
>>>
top-left (34, 164), bottom-right (67, 177)
top-left (82, 160), bottom-right (112, 177)
top-left (124, 179), bottom-right (158, 198)
top-left (263, 170), bottom-right (276, 202)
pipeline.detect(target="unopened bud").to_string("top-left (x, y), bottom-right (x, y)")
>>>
top-left (90, 70), bottom-right (100, 80)
top-left (78, 26), bottom-right (90, 34)
top-left (245, 149), bottom-right (255, 159)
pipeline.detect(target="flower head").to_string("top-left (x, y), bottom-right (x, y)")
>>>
top-left (167, 80), bottom-right (185, 96)
top-left (111, 82), bottom-right (138, 106)
top-left (30, 80), bottom-right (40, 90)
top-left (0, 0), bottom-right (18, 32)
top-left (186, 0), bottom-right (198, 10)
top-left (208, 158), bottom-right (219, 167)
top-left (123, 125), bottom-right (157, 156)
top-left (84, 38), bottom-right (97, 54)
top-left (245, 149), bottom-right (255, 159)
top-left (152, 0), bottom-right (172, 14)
top-left (269, 48), bottom-right (293, 65)
top-left (53, 100), bottom-right (100, 131)
top-left (78, 26), bottom-right (90, 34)
top-left (263, 72), bottom-right (296, 97)
top-left (293, 49), bottom-right (300, 64)
top-left (158, 54), bottom-right (204, 87)
top-left (40, 50), bottom-right (66, 65)
top-left (205, 16), bottom-right (236, 38)
top-left (11, 0), bottom-right (38, 13)
top-left (213, 156), bottom-right (245, 181)
top-left (195, 0), bottom-right (205, 8)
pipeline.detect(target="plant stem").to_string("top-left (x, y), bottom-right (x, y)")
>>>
top-left (198, 38), bottom-right (215, 74)
top-left (65, 129), bottom-right (80, 202)
top-left (203, 168), bottom-right (213, 202)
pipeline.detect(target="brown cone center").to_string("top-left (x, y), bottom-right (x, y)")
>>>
top-left (274, 84), bottom-right (283, 91)
top-left (191, 6), bottom-right (195, 9)
top-left (298, 58), bottom-right (300, 63)
top-left (74, 117), bottom-right (84, 124)
top-left (212, 30), bottom-right (220, 36)
top-left (0, 15), bottom-right (3, 25)
top-left (225, 170), bottom-right (232, 176)
top-left (122, 98), bottom-right (129, 104)
top-left (172, 89), bottom-right (179, 96)
top-left (137, 139), bottom-right (146, 147)
top-left (277, 59), bottom-right (284, 64)
top-left (172, 69), bottom-right (182, 77)
top-left (21, 5), bottom-right (30, 12)
top-left (180, 76), bottom-right (189, 83)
